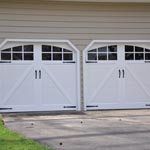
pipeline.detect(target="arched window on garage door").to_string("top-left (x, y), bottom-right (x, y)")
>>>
top-left (87, 45), bottom-right (117, 62)
top-left (42, 45), bottom-right (74, 62)
top-left (125, 45), bottom-right (150, 61)
top-left (0, 45), bottom-right (34, 61)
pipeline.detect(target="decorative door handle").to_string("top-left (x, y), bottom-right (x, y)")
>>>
top-left (35, 70), bottom-right (37, 79)
top-left (119, 69), bottom-right (121, 78)
top-left (122, 69), bottom-right (125, 78)
top-left (39, 70), bottom-right (41, 79)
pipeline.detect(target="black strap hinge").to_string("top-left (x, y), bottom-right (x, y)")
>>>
top-left (0, 61), bottom-right (11, 63)
top-left (64, 106), bottom-right (76, 108)
top-left (86, 105), bottom-right (98, 108)
top-left (145, 61), bottom-right (150, 63)
top-left (0, 108), bottom-right (12, 110)
top-left (86, 61), bottom-right (97, 63)
top-left (63, 61), bottom-right (75, 63)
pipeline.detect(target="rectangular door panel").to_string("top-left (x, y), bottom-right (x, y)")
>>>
top-left (124, 64), bottom-right (150, 104)
top-left (85, 63), bottom-right (120, 109)
top-left (123, 44), bottom-right (150, 108)
top-left (0, 63), bottom-right (37, 111)
top-left (40, 64), bottom-right (77, 110)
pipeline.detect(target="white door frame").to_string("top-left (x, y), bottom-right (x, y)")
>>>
top-left (83, 40), bottom-right (150, 111)
top-left (0, 39), bottom-right (81, 111)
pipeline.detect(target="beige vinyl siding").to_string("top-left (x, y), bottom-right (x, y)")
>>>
top-left (0, 1), bottom-right (150, 50)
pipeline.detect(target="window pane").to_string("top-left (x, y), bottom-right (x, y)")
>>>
top-left (63, 53), bottom-right (72, 60)
top-left (135, 46), bottom-right (144, 52)
top-left (1, 53), bottom-right (11, 60)
top-left (42, 53), bottom-right (51, 60)
top-left (24, 53), bottom-right (33, 60)
top-left (88, 53), bottom-right (97, 60)
top-left (135, 53), bottom-right (144, 60)
top-left (24, 45), bottom-right (33, 52)
top-left (145, 49), bottom-right (150, 52)
top-left (53, 53), bottom-right (62, 60)
top-left (63, 49), bottom-right (72, 52)
top-left (98, 53), bottom-right (107, 60)
top-left (98, 47), bottom-right (107, 52)
top-left (53, 46), bottom-right (62, 52)
top-left (13, 53), bottom-right (22, 60)
top-left (12, 46), bottom-right (22, 52)
top-left (125, 45), bottom-right (134, 52)
top-left (145, 53), bottom-right (150, 60)
top-left (1, 48), bottom-right (11, 52)
top-left (88, 49), bottom-right (97, 52)
top-left (42, 45), bottom-right (51, 52)
top-left (108, 45), bottom-right (117, 52)
top-left (108, 53), bottom-right (117, 60)
top-left (125, 53), bottom-right (134, 60)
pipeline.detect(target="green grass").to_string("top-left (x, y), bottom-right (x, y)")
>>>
top-left (0, 115), bottom-right (53, 150)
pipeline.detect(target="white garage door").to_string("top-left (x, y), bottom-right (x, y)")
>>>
top-left (0, 40), bottom-right (80, 112)
top-left (84, 42), bottom-right (150, 110)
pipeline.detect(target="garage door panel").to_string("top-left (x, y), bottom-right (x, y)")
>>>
top-left (41, 67), bottom-right (73, 105)
top-left (1, 64), bottom-right (31, 96)
top-left (94, 71), bottom-right (119, 103)
top-left (125, 64), bottom-right (150, 88)
top-left (85, 65), bottom-right (120, 108)
top-left (123, 44), bottom-right (150, 107)
top-left (125, 74), bottom-right (149, 101)
top-left (0, 64), bottom-right (35, 106)
top-left (124, 65), bottom-right (150, 103)
top-left (42, 84), bottom-right (71, 105)
top-left (41, 65), bottom-right (77, 106)
top-left (85, 64), bottom-right (118, 101)
top-left (5, 78), bottom-right (35, 106)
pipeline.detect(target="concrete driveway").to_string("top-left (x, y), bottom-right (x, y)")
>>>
top-left (2, 110), bottom-right (150, 150)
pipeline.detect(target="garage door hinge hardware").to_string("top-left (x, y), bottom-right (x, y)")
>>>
top-left (0, 108), bottom-right (12, 110)
top-left (86, 61), bottom-right (97, 63)
top-left (146, 104), bottom-right (150, 107)
top-left (63, 61), bottom-right (75, 63)
top-left (86, 105), bottom-right (98, 108)
top-left (145, 61), bottom-right (150, 63)
top-left (0, 61), bottom-right (11, 63)
top-left (64, 106), bottom-right (76, 108)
